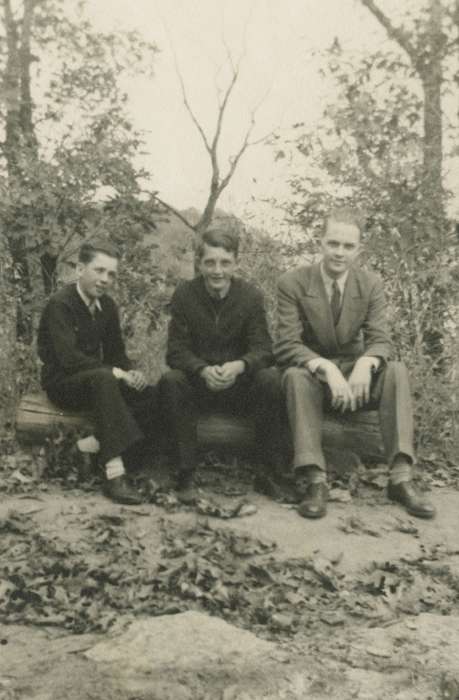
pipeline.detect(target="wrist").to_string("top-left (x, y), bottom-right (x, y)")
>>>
top-left (112, 367), bottom-right (126, 380)
top-left (356, 357), bottom-right (377, 371)
top-left (235, 360), bottom-right (246, 375)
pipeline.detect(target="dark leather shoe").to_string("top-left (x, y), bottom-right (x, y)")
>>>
top-left (298, 483), bottom-right (328, 519)
top-left (176, 472), bottom-right (198, 505)
top-left (387, 480), bottom-right (435, 519)
top-left (104, 475), bottom-right (143, 505)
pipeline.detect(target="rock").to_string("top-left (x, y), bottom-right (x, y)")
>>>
top-left (85, 611), bottom-right (275, 673)
top-left (348, 614), bottom-right (459, 675)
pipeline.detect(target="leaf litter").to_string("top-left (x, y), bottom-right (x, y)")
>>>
top-left (2, 506), bottom-right (459, 644)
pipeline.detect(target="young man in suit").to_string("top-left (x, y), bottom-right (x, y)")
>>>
top-left (38, 239), bottom-right (159, 505)
top-left (160, 228), bottom-right (283, 504)
top-left (275, 207), bottom-right (435, 520)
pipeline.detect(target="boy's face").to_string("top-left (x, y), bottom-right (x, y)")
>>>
top-left (320, 218), bottom-right (361, 278)
top-left (77, 252), bottom-right (118, 300)
top-left (198, 243), bottom-right (237, 296)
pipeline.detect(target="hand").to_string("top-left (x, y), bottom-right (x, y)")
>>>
top-left (348, 358), bottom-right (373, 409)
top-left (322, 361), bottom-right (355, 412)
top-left (216, 360), bottom-right (245, 383)
top-left (122, 370), bottom-right (148, 392)
top-left (200, 366), bottom-right (234, 392)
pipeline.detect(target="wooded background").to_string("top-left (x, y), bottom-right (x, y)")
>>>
top-left (0, 0), bottom-right (457, 468)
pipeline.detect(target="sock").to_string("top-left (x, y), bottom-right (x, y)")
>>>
top-left (77, 435), bottom-right (100, 454)
top-left (105, 456), bottom-right (125, 480)
top-left (295, 465), bottom-right (326, 485)
top-left (389, 461), bottom-right (412, 485)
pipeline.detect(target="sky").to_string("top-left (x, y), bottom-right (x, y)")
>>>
top-left (84, 0), bottom-right (456, 229)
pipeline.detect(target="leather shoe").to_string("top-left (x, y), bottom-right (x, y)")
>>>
top-left (176, 472), bottom-right (198, 505)
top-left (104, 475), bottom-right (143, 505)
top-left (387, 480), bottom-right (435, 519)
top-left (298, 483), bottom-right (328, 519)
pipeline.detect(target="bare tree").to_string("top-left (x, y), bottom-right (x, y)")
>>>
top-left (156, 50), bottom-right (269, 236)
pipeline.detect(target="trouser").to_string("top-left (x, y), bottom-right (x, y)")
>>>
top-left (46, 367), bottom-right (160, 466)
top-left (283, 360), bottom-right (415, 474)
top-left (159, 367), bottom-right (284, 474)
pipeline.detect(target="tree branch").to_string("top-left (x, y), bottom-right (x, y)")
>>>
top-left (152, 195), bottom-right (196, 233)
top-left (219, 117), bottom-right (255, 193)
top-left (174, 54), bottom-right (212, 155)
top-left (211, 59), bottom-right (239, 153)
top-left (360, 0), bottom-right (417, 64)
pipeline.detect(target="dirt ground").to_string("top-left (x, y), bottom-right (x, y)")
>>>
top-left (1, 452), bottom-right (459, 700)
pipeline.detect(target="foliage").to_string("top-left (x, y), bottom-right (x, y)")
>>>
top-left (277, 43), bottom-right (458, 464)
top-left (0, 0), bottom-right (165, 391)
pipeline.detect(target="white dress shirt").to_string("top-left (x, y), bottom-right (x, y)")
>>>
top-left (307, 264), bottom-right (380, 375)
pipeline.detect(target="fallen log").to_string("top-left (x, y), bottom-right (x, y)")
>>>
top-left (16, 391), bottom-right (384, 460)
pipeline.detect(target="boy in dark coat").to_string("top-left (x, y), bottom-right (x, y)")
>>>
top-left (160, 228), bottom-right (283, 503)
top-left (38, 239), bottom-right (159, 504)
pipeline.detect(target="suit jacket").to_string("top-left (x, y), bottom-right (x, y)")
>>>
top-left (166, 276), bottom-right (273, 376)
top-left (274, 263), bottom-right (392, 368)
top-left (38, 283), bottom-right (131, 390)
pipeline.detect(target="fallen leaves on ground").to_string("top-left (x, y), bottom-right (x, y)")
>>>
top-left (338, 515), bottom-right (382, 538)
top-left (2, 507), bottom-right (459, 641)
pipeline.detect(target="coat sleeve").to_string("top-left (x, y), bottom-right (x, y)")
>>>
top-left (41, 301), bottom-right (103, 374)
top-left (274, 275), bottom-right (321, 367)
top-left (166, 287), bottom-right (207, 375)
top-left (102, 302), bottom-right (132, 371)
top-left (239, 289), bottom-right (274, 374)
top-left (361, 277), bottom-right (392, 361)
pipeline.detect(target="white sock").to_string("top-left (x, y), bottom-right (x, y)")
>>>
top-left (77, 435), bottom-right (100, 454)
top-left (389, 462), bottom-right (412, 485)
top-left (105, 457), bottom-right (125, 480)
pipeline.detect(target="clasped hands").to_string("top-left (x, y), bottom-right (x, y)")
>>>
top-left (113, 368), bottom-right (148, 391)
top-left (200, 360), bottom-right (245, 392)
top-left (320, 357), bottom-right (375, 412)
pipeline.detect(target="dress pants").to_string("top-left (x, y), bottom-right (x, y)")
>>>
top-left (159, 367), bottom-right (284, 474)
top-left (283, 360), bottom-right (415, 472)
top-left (46, 367), bottom-right (160, 466)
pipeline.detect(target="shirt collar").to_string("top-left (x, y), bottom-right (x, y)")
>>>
top-left (76, 282), bottom-right (102, 311)
top-left (203, 279), bottom-right (232, 301)
top-left (320, 263), bottom-right (349, 296)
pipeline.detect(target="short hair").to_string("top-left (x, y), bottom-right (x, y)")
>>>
top-left (195, 228), bottom-right (239, 259)
top-left (78, 239), bottom-right (120, 264)
top-left (323, 207), bottom-right (365, 237)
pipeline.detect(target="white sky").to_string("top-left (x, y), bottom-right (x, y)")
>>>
top-left (85, 1), bottom-right (456, 228)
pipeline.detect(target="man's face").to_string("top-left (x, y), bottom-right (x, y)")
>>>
top-left (320, 218), bottom-right (361, 278)
top-left (77, 252), bottom-right (118, 300)
top-left (198, 243), bottom-right (237, 296)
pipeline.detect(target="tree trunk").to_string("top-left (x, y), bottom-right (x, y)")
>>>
top-left (418, 0), bottom-right (444, 225)
top-left (2, 0), bottom-right (38, 341)
top-left (0, 232), bottom-right (17, 429)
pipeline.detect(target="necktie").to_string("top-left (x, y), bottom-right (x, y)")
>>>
top-left (330, 280), bottom-right (341, 325)
top-left (88, 302), bottom-right (99, 319)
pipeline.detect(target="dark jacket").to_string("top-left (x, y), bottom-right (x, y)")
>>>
top-left (166, 276), bottom-right (274, 376)
top-left (38, 283), bottom-right (131, 390)
top-left (274, 263), bottom-right (392, 368)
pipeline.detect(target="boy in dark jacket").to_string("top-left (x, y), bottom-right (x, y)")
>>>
top-left (38, 239), bottom-right (159, 504)
top-left (160, 228), bottom-right (283, 503)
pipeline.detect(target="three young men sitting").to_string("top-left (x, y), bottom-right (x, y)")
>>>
top-left (37, 216), bottom-right (434, 520)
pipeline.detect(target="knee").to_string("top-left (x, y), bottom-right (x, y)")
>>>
top-left (385, 361), bottom-right (409, 379)
top-left (253, 367), bottom-right (282, 396)
top-left (159, 369), bottom-right (190, 395)
top-left (282, 366), bottom-right (322, 398)
top-left (282, 366), bottom-right (306, 389)
top-left (88, 367), bottom-right (118, 388)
